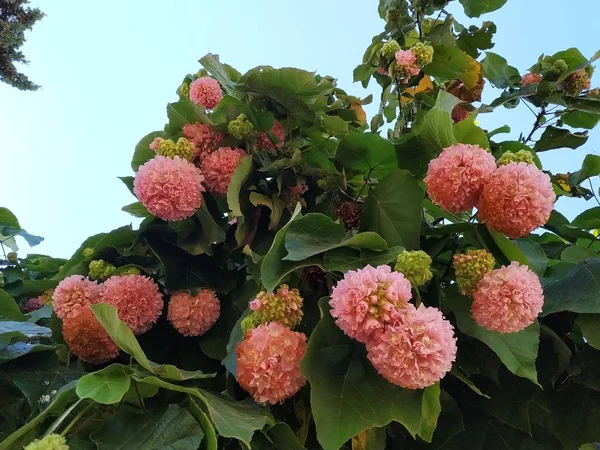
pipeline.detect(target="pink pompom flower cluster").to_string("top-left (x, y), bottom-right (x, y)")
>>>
top-left (53, 275), bottom-right (104, 319)
top-left (425, 145), bottom-right (555, 238)
top-left (424, 144), bottom-right (497, 213)
top-left (201, 146), bottom-right (247, 195)
top-left (134, 156), bottom-right (205, 221)
top-left (236, 322), bottom-right (307, 405)
top-left (189, 77), bottom-right (223, 109)
top-left (330, 264), bottom-right (457, 389)
top-left (182, 123), bottom-right (225, 158)
top-left (521, 73), bottom-right (543, 86)
top-left (329, 264), bottom-right (412, 343)
top-left (478, 162), bottom-right (555, 238)
top-left (367, 304), bottom-right (457, 389)
top-left (167, 290), bottom-right (220, 337)
top-left (102, 275), bottom-right (163, 334)
top-left (472, 262), bottom-right (544, 333)
top-left (394, 50), bottom-right (421, 84)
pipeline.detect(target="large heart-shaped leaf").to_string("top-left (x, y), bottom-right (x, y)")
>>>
top-left (361, 170), bottom-right (424, 250)
top-left (76, 364), bottom-right (131, 405)
top-left (334, 133), bottom-right (398, 180)
top-left (542, 259), bottom-right (600, 316)
top-left (90, 405), bottom-right (204, 450)
top-left (284, 213), bottom-right (387, 261)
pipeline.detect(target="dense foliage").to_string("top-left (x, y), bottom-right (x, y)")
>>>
top-left (0, 0), bottom-right (43, 91)
top-left (2, 0), bottom-right (600, 449)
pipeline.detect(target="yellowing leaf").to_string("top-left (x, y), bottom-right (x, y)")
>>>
top-left (350, 102), bottom-right (367, 125)
top-left (401, 75), bottom-right (434, 103)
top-left (460, 57), bottom-right (483, 90)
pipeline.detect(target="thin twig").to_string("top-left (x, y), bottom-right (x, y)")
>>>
top-left (524, 105), bottom-right (547, 144)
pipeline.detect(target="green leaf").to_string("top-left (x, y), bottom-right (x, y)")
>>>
top-left (90, 405), bottom-right (204, 450)
top-left (481, 52), bottom-right (520, 89)
top-left (249, 192), bottom-right (284, 230)
top-left (166, 100), bottom-right (210, 135)
top-left (91, 304), bottom-right (214, 381)
top-left (446, 288), bottom-right (539, 384)
top-left (457, 22), bottom-right (497, 58)
top-left (353, 63), bottom-right (377, 83)
top-left (239, 67), bottom-right (333, 123)
top-left (533, 126), bottom-right (588, 152)
top-left (284, 213), bottom-right (387, 261)
top-left (334, 133), bottom-right (397, 180)
top-left (577, 314), bottom-right (600, 350)
top-left (0, 289), bottom-right (27, 321)
top-left (569, 154), bottom-right (600, 186)
top-left (459, 0), bottom-right (507, 17)
top-left (361, 170), bottom-right (425, 250)
top-left (131, 131), bottom-right (162, 172)
top-left (227, 155), bottom-right (254, 217)
top-left (487, 229), bottom-right (547, 275)
top-left (564, 96), bottom-right (600, 115)
top-left (489, 84), bottom-right (538, 108)
top-left (419, 383), bottom-right (442, 443)
top-left (425, 45), bottom-right (470, 80)
top-left (323, 246), bottom-right (404, 273)
top-left (562, 111), bottom-right (600, 129)
top-left (189, 400), bottom-right (217, 450)
top-left (0, 207), bottom-right (20, 229)
top-left (76, 364), bottom-right (131, 405)
top-left (260, 204), bottom-right (321, 291)
top-left (542, 259), bottom-right (600, 316)
top-left (133, 376), bottom-right (270, 448)
top-left (301, 299), bottom-right (438, 450)
top-left (453, 115), bottom-right (490, 149)
top-left (121, 202), bottom-right (150, 218)
top-left (200, 53), bottom-right (242, 97)
top-left (414, 108), bottom-right (457, 152)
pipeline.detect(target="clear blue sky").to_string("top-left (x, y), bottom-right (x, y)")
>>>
top-left (2, 0), bottom-right (598, 258)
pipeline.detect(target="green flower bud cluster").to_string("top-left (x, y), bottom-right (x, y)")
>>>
top-left (453, 249), bottom-right (495, 296)
top-left (385, 8), bottom-right (401, 23)
top-left (40, 288), bottom-right (54, 304)
top-left (316, 174), bottom-right (345, 192)
top-left (498, 150), bottom-right (536, 166)
top-left (411, 42), bottom-right (434, 67)
top-left (240, 312), bottom-right (262, 335)
top-left (82, 247), bottom-right (95, 259)
top-left (250, 284), bottom-right (304, 329)
top-left (0, 272), bottom-right (4, 288)
top-left (88, 259), bottom-right (116, 281)
top-left (381, 40), bottom-right (401, 60)
top-left (562, 70), bottom-right (591, 96)
top-left (179, 82), bottom-right (190, 98)
top-left (118, 266), bottom-right (142, 276)
top-left (7, 251), bottom-right (17, 263)
top-left (155, 137), bottom-right (195, 161)
top-left (227, 114), bottom-right (254, 139)
top-left (24, 433), bottom-right (69, 450)
top-left (549, 59), bottom-right (568, 76)
top-left (394, 250), bottom-right (433, 287)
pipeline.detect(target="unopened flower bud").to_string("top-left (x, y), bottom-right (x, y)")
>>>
top-left (395, 250), bottom-right (433, 287)
top-left (453, 249), bottom-right (495, 296)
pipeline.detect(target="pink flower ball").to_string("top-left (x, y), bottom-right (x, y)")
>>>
top-left (472, 261), bottom-right (544, 333)
top-left (256, 120), bottom-right (286, 151)
top-left (53, 275), bottom-right (104, 320)
top-left (478, 162), bottom-right (555, 238)
top-left (366, 303), bottom-right (457, 389)
top-left (189, 77), bottom-right (223, 109)
top-left (521, 73), bottom-right (543, 86)
top-left (134, 155), bottom-right (205, 221)
top-left (102, 275), bottom-right (163, 334)
top-left (236, 322), bottom-right (307, 405)
top-left (200, 147), bottom-right (247, 195)
top-left (329, 265), bottom-right (412, 343)
top-left (182, 123), bottom-right (225, 158)
top-left (394, 49), bottom-right (420, 83)
top-left (23, 297), bottom-right (44, 313)
top-left (424, 144), bottom-right (497, 213)
top-left (167, 290), bottom-right (220, 337)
